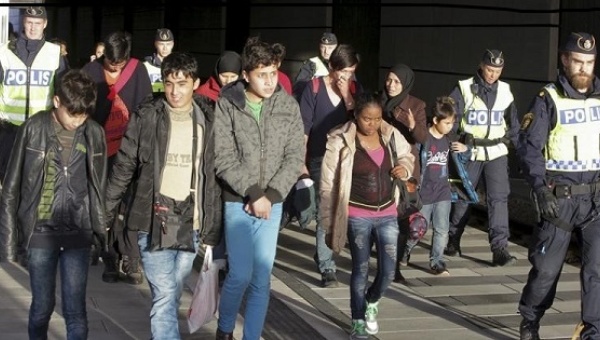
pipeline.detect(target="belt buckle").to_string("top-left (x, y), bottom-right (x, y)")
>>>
top-left (556, 184), bottom-right (571, 198)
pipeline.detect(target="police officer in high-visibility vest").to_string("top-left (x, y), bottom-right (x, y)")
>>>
top-left (445, 49), bottom-right (520, 266)
top-left (143, 28), bottom-right (175, 93)
top-left (517, 32), bottom-right (600, 340)
top-left (292, 32), bottom-right (338, 100)
top-left (0, 6), bottom-right (68, 182)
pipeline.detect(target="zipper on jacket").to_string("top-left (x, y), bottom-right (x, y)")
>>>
top-left (484, 109), bottom-right (492, 139)
top-left (377, 164), bottom-right (382, 212)
top-left (25, 66), bottom-right (31, 120)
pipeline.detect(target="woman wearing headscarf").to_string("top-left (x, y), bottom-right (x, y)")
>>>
top-left (382, 63), bottom-right (428, 176)
top-left (195, 50), bottom-right (242, 102)
top-left (381, 63), bottom-right (428, 283)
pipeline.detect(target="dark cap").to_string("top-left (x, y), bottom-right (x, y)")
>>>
top-left (481, 49), bottom-right (504, 67)
top-left (155, 28), bottom-right (174, 42)
top-left (320, 32), bottom-right (338, 45)
top-left (23, 6), bottom-right (47, 19)
top-left (562, 32), bottom-right (596, 55)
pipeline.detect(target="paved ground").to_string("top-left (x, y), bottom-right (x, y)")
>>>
top-left (0, 216), bottom-right (583, 340)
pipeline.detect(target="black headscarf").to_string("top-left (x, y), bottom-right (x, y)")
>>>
top-left (382, 63), bottom-right (415, 119)
top-left (214, 51), bottom-right (242, 87)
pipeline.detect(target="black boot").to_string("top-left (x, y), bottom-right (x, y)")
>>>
top-left (444, 235), bottom-right (462, 257)
top-left (519, 319), bottom-right (540, 340)
top-left (393, 269), bottom-right (406, 284)
top-left (492, 248), bottom-right (517, 267)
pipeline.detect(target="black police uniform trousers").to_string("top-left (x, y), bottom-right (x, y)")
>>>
top-left (449, 155), bottom-right (510, 250)
top-left (519, 192), bottom-right (600, 338)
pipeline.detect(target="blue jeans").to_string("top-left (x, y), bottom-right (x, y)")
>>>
top-left (138, 231), bottom-right (198, 340)
top-left (425, 201), bottom-right (451, 267)
top-left (28, 247), bottom-right (90, 340)
top-left (308, 157), bottom-right (336, 273)
top-left (347, 216), bottom-right (398, 320)
top-left (218, 202), bottom-right (282, 340)
top-left (404, 201), bottom-right (451, 268)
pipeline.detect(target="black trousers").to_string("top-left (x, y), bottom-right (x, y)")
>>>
top-left (449, 156), bottom-right (510, 250)
top-left (104, 155), bottom-right (140, 261)
top-left (519, 193), bottom-right (600, 338)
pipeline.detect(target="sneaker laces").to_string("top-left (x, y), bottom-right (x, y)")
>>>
top-left (365, 301), bottom-right (379, 322)
top-left (351, 320), bottom-right (367, 334)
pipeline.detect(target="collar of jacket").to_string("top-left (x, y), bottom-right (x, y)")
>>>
top-left (557, 72), bottom-right (600, 99)
top-left (330, 119), bottom-right (396, 151)
top-left (219, 79), bottom-right (284, 110)
top-left (45, 109), bottom-right (86, 137)
top-left (143, 93), bottom-right (215, 124)
top-left (474, 71), bottom-right (498, 94)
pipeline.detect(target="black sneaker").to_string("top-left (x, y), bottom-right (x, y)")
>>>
top-left (519, 319), bottom-right (540, 340)
top-left (430, 263), bottom-right (450, 276)
top-left (393, 270), bottom-right (407, 284)
top-left (121, 256), bottom-right (144, 285)
top-left (216, 328), bottom-right (234, 340)
top-left (492, 248), bottom-right (517, 267)
top-left (321, 269), bottom-right (339, 288)
top-left (102, 255), bottom-right (119, 283)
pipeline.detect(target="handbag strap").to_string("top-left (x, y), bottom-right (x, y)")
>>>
top-left (107, 58), bottom-right (139, 101)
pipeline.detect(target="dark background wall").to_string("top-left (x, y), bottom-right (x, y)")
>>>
top-left (36, 1), bottom-right (600, 119)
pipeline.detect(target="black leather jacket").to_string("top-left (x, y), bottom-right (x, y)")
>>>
top-left (0, 111), bottom-right (107, 261)
top-left (105, 94), bottom-right (222, 247)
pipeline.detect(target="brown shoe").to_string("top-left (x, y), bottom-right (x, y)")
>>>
top-left (121, 256), bottom-right (144, 285)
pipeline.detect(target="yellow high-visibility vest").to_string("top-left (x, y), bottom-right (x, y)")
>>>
top-left (458, 77), bottom-right (514, 161)
top-left (545, 83), bottom-right (600, 171)
top-left (0, 42), bottom-right (60, 125)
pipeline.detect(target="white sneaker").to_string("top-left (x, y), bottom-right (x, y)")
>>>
top-left (365, 301), bottom-right (379, 334)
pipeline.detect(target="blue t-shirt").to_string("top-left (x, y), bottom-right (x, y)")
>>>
top-left (419, 132), bottom-right (452, 205)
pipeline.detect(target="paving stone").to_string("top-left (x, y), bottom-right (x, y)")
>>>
top-left (411, 284), bottom-right (517, 298)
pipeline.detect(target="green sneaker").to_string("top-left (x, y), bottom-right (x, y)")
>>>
top-left (365, 301), bottom-right (379, 334)
top-left (349, 319), bottom-right (369, 339)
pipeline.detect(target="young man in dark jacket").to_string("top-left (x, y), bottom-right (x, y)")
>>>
top-left (104, 52), bottom-right (222, 339)
top-left (0, 69), bottom-right (107, 339)
top-left (82, 30), bottom-right (152, 284)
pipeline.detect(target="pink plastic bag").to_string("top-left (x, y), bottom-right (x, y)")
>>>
top-left (187, 246), bottom-right (220, 333)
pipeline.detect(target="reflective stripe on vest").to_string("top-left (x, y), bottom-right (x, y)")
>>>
top-left (144, 61), bottom-right (164, 92)
top-left (545, 83), bottom-right (600, 171)
top-left (0, 42), bottom-right (60, 125)
top-left (309, 56), bottom-right (329, 78)
top-left (458, 77), bottom-right (514, 161)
